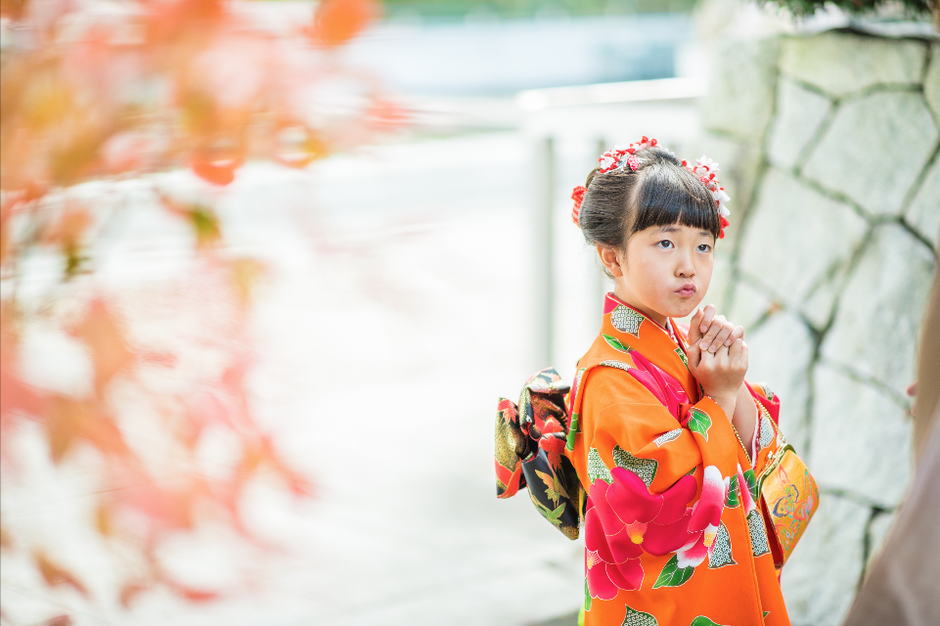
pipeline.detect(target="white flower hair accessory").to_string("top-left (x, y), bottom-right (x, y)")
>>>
top-left (575, 136), bottom-right (731, 239)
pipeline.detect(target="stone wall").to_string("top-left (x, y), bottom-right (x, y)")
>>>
top-left (695, 29), bottom-right (939, 626)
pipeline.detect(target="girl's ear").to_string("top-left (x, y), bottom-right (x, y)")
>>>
top-left (597, 244), bottom-right (624, 278)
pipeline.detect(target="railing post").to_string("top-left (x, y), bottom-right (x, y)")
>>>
top-left (531, 135), bottom-right (554, 370)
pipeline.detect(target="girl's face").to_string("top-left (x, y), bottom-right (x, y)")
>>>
top-left (599, 223), bottom-right (714, 327)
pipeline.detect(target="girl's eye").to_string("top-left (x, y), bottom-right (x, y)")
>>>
top-left (657, 240), bottom-right (674, 249)
top-left (698, 243), bottom-right (712, 252)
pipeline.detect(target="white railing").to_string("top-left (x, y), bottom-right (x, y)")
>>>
top-left (519, 77), bottom-right (704, 369)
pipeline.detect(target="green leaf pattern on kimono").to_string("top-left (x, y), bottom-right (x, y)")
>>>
top-left (587, 448), bottom-right (613, 484)
top-left (612, 445), bottom-right (658, 488)
top-left (610, 305), bottom-right (644, 336)
top-left (743, 468), bottom-right (758, 501)
top-left (566, 413), bottom-right (580, 452)
top-left (687, 408), bottom-right (712, 441)
top-left (599, 359), bottom-right (633, 372)
top-left (674, 347), bottom-right (689, 368)
top-left (725, 473), bottom-right (740, 508)
top-left (690, 617), bottom-right (729, 626)
top-left (652, 554), bottom-right (695, 589)
top-left (747, 509), bottom-right (771, 557)
top-left (602, 333), bottom-right (632, 353)
top-left (653, 428), bottom-right (683, 448)
top-left (707, 523), bottom-right (736, 569)
top-left (758, 413), bottom-right (774, 450)
top-left (621, 604), bottom-right (658, 626)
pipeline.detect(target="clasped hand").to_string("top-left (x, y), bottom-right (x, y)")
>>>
top-left (686, 304), bottom-right (747, 418)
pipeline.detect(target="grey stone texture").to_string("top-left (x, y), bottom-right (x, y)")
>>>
top-left (728, 278), bottom-right (776, 332)
top-left (821, 223), bottom-right (936, 397)
top-left (925, 48), bottom-right (940, 124)
top-left (702, 37), bottom-right (779, 142)
top-left (739, 168), bottom-right (868, 310)
top-left (800, 269), bottom-right (845, 330)
top-left (703, 31), bottom-right (938, 623)
top-left (781, 494), bottom-right (869, 626)
top-left (746, 311), bottom-right (815, 453)
top-left (767, 78), bottom-right (832, 171)
top-left (801, 91), bottom-right (938, 217)
top-left (905, 156), bottom-right (940, 248)
top-left (779, 32), bottom-right (926, 98)
top-left (810, 364), bottom-right (913, 508)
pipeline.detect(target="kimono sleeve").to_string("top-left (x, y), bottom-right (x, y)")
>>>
top-left (579, 367), bottom-right (745, 495)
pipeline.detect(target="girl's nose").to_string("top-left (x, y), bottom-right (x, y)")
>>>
top-left (676, 252), bottom-right (695, 277)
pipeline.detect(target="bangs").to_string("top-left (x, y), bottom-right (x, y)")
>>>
top-left (630, 159), bottom-right (720, 239)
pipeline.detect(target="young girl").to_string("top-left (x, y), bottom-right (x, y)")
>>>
top-left (566, 138), bottom-right (797, 626)
top-left (496, 137), bottom-right (816, 626)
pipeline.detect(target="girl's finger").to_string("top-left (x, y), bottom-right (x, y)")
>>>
top-left (724, 325), bottom-right (745, 347)
top-left (731, 339), bottom-right (748, 371)
top-left (699, 316), bottom-right (727, 352)
top-left (710, 324), bottom-right (734, 353)
top-left (699, 304), bottom-right (716, 334)
top-left (688, 309), bottom-right (704, 345)
top-left (686, 340), bottom-right (701, 369)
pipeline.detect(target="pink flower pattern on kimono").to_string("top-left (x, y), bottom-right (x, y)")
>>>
top-left (585, 466), bottom-right (697, 600)
top-left (676, 465), bottom-right (728, 568)
top-left (627, 351), bottom-right (691, 421)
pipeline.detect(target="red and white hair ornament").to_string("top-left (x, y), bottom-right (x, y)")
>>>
top-left (682, 155), bottom-right (731, 238)
top-left (570, 136), bottom-right (732, 239)
top-left (571, 185), bottom-right (586, 226)
top-left (598, 136), bottom-right (657, 174)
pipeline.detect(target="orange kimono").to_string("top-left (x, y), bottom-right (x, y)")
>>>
top-left (567, 294), bottom-right (790, 626)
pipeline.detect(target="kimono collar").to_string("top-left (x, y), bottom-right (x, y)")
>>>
top-left (600, 293), bottom-right (696, 396)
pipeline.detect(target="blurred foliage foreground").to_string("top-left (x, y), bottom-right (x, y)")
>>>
top-left (0, 0), bottom-right (397, 620)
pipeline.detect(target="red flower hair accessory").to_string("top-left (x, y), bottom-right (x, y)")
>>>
top-left (598, 136), bottom-right (658, 173)
top-left (681, 156), bottom-right (731, 239)
top-left (571, 185), bottom-right (586, 226)
top-left (570, 136), bottom-right (732, 239)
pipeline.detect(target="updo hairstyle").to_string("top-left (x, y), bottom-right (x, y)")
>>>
top-left (577, 147), bottom-right (721, 252)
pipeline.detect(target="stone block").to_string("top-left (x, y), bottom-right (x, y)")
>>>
top-left (781, 493), bottom-right (869, 626)
top-left (821, 223), bottom-right (936, 396)
top-left (809, 365), bottom-right (913, 508)
top-left (925, 44), bottom-right (940, 124)
top-left (739, 168), bottom-right (868, 310)
top-left (746, 310), bottom-right (815, 453)
top-left (802, 91), bottom-right (938, 217)
top-left (727, 278), bottom-right (776, 332)
top-left (779, 32), bottom-right (926, 98)
top-left (702, 37), bottom-right (779, 142)
top-left (801, 269), bottom-right (845, 331)
top-left (905, 156), bottom-right (940, 249)
top-left (767, 77), bottom-right (832, 171)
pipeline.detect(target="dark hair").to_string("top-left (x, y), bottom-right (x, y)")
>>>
top-left (577, 147), bottom-right (721, 250)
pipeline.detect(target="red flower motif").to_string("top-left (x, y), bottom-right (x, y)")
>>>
top-left (585, 467), bottom-right (697, 600)
top-left (676, 465), bottom-right (727, 568)
top-left (627, 351), bottom-right (690, 421)
top-left (571, 185), bottom-right (586, 226)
